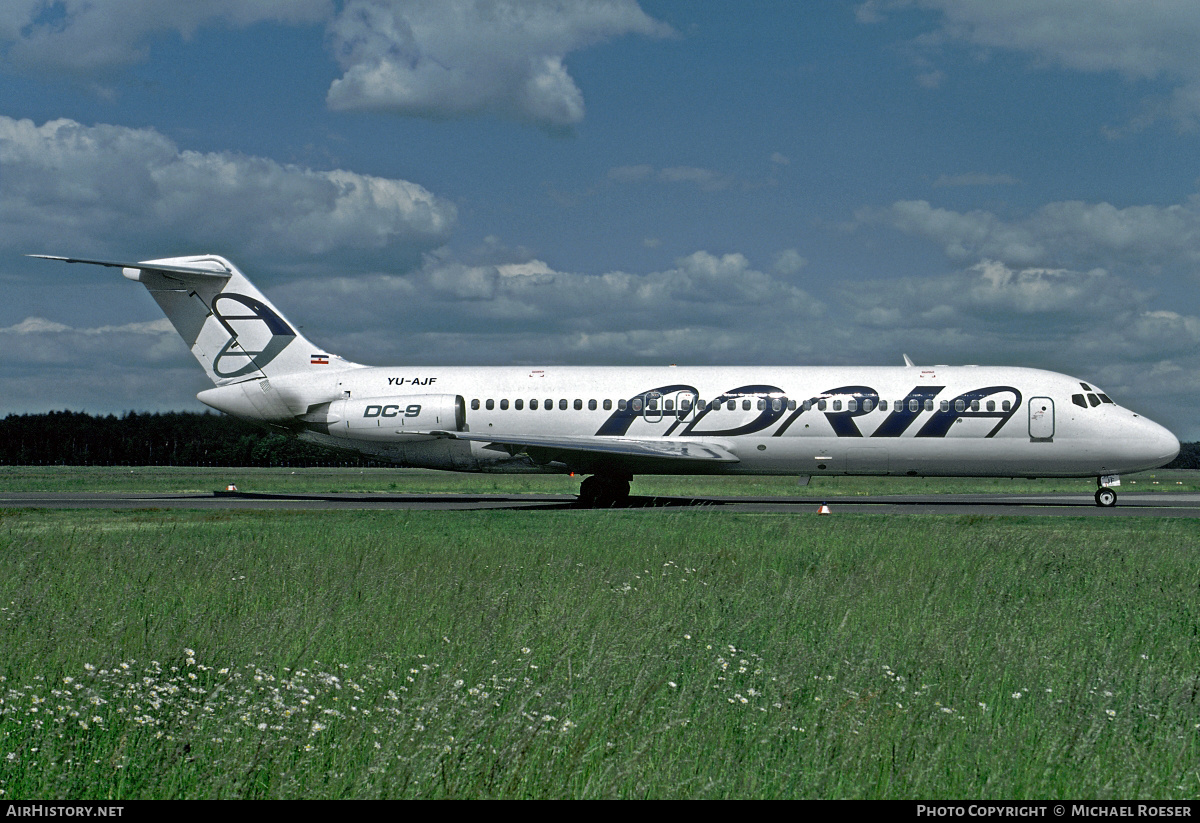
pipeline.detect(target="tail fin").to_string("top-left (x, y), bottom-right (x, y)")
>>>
top-left (31, 254), bottom-right (358, 385)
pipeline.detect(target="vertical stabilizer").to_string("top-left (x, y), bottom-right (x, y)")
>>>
top-left (31, 254), bottom-right (359, 386)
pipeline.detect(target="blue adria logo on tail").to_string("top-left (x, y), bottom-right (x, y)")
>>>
top-left (210, 293), bottom-right (296, 378)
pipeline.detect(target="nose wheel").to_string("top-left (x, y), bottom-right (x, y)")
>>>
top-left (1095, 487), bottom-right (1117, 507)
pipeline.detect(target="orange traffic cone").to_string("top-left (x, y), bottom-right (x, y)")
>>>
top-left (226, 484), bottom-right (238, 492)
top-left (817, 502), bottom-right (831, 515)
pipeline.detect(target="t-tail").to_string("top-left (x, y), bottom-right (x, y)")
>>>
top-left (30, 254), bottom-right (362, 422)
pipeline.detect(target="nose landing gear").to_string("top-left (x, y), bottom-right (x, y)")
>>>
top-left (1095, 485), bottom-right (1117, 507)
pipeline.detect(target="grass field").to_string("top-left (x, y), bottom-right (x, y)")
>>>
top-left (1, 470), bottom-right (1198, 798)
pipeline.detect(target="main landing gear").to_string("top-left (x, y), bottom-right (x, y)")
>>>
top-left (577, 473), bottom-right (631, 508)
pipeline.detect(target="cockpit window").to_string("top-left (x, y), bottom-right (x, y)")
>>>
top-left (1098, 394), bottom-right (1113, 404)
top-left (1072, 394), bottom-right (1087, 408)
top-left (1087, 393), bottom-right (1100, 407)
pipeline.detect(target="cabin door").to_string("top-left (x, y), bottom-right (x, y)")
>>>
top-left (1028, 397), bottom-right (1055, 440)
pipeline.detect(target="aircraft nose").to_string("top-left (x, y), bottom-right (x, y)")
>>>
top-left (1143, 418), bottom-right (1180, 466)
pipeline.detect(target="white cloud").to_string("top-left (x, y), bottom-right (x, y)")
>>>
top-left (0, 115), bottom-right (456, 267)
top-left (0, 315), bottom-right (184, 366)
top-left (0, 317), bottom-right (173, 336)
top-left (863, 197), bottom-right (1200, 270)
top-left (772, 249), bottom-right (808, 276)
top-left (882, 0), bottom-right (1200, 129)
top-left (271, 249), bottom-right (825, 364)
top-left (826, 259), bottom-right (1200, 433)
top-left (0, 1), bottom-right (672, 130)
top-left (0, 0), bottom-right (331, 73)
top-left (846, 260), bottom-right (1122, 325)
top-left (325, 0), bottom-right (673, 129)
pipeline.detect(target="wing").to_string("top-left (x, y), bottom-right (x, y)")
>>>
top-left (430, 431), bottom-right (739, 466)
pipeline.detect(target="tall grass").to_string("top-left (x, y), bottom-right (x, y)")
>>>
top-left (1, 508), bottom-right (1197, 798)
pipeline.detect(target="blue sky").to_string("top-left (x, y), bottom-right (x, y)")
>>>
top-left (2, 0), bottom-right (1199, 439)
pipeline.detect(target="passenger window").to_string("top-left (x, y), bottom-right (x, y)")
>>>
top-left (471, 399), bottom-right (480, 410)
top-left (803, 400), bottom-right (812, 411)
top-left (603, 399), bottom-right (612, 410)
top-left (878, 400), bottom-right (888, 411)
top-left (559, 399), bottom-right (568, 410)
top-left (847, 399), bottom-right (856, 412)
top-left (1002, 400), bottom-right (1011, 412)
top-left (924, 399), bottom-right (934, 412)
top-left (818, 400), bottom-right (827, 411)
top-left (986, 400), bottom-right (995, 412)
top-left (632, 398), bottom-right (643, 412)
top-left (697, 399), bottom-right (707, 411)
top-left (574, 399), bottom-right (583, 410)
top-left (515, 399), bottom-right (524, 410)
top-left (530, 399), bottom-right (539, 410)
top-left (833, 400), bottom-right (842, 411)
top-left (588, 399), bottom-right (597, 411)
top-left (971, 400), bottom-right (980, 412)
top-left (486, 399), bottom-right (495, 411)
top-left (941, 400), bottom-right (950, 412)
top-left (617, 399), bottom-right (626, 411)
top-left (863, 399), bottom-right (873, 412)
top-left (500, 399), bottom-right (509, 410)
top-left (681, 399), bottom-right (692, 412)
top-left (955, 400), bottom-right (965, 412)
top-left (665, 399), bottom-right (674, 411)
top-left (741, 399), bottom-right (750, 411)
top-left (545, 399), bottom-right (552, 410)
top-left (909, 399), bottom-right (919, 412)
top-left (648, 398), bottom-right (658, 411)
top-left (757, 399), bottom-right (765, 411)
top-left (788, 400), bottom-right (797, 411)
top-left (728, 400), bottom-right (736, 411)
top-left (772, 398), bottom-right (781, 412)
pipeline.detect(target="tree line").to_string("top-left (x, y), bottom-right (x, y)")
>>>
top-left (0, 411), bottom-right (383, 467)
top-left (1, 410), bottom-right (1196, 469)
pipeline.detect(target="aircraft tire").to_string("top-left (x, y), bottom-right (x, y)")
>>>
top-left (1095, 487), bottom-right (1117, 507)
top-left (577, 475), bottom-right (630, 508)
top-left (577, 475), bottom-right (600, 507)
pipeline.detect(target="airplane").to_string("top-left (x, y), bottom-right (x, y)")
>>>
top-left (32, 253), bottom-right (1180, 507)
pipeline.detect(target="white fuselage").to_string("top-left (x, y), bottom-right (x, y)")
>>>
top-left (229, 363), bottom-right (1180, 478)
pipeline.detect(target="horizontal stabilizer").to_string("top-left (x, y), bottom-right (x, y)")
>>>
top-left (28, 254), bottom-right (232, 281)
top-left (430, 431), bottom-right (740, 463)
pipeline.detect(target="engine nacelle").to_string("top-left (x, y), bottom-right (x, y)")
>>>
top-left (327, 394), bottom-right (466, 441)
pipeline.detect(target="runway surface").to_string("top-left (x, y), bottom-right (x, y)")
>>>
top-left (3, 490), bottom-right (1200, 517)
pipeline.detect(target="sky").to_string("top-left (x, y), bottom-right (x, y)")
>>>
top-left (1, 0), bottom-right (1199, 439)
